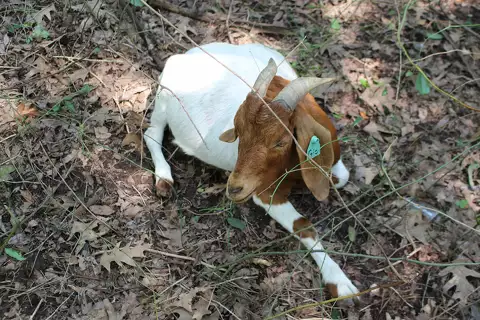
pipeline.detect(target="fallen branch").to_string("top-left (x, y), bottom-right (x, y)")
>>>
top-left (146, 248), bottom-right (195, 261)
top-left (149, 0), bottom-right (291, 35)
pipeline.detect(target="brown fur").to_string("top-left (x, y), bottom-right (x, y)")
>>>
top-left (222, 76), bottom-right (342, 205)
top-left (293, 217), bottom-right (316, 239)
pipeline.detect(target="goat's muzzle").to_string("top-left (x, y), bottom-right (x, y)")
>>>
top-left (226, 183), bottom-right (255, 203)
top-left (226, 172), bottom-right (257, 203)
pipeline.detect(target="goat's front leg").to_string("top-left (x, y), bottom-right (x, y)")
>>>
top-left (253, 195), bottom-right (359, 304)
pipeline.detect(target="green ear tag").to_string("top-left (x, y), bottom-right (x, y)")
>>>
top-left (307, 135), bottom-right (321, 159)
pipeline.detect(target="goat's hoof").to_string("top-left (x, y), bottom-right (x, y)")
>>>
top-left (326, 283), bottom-right (361, 308)
top-left (155, 179), bottom-right (173, 198)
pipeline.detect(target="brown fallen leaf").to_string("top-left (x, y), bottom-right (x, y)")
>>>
top-left (27, 3), bottom-right (56, 24)
top-left (99, 242), bottom-right (151, 272)
top-left (89, 205), bottom-right (115, 216)
top-left (438, 262), bottom-right (480, 306)
top-left (69, 221), bottom-right (109, 254)
top-left (170, 308), bottom-right (194, 320)
top-left (20, 189), bottom-right (34, 204)
top-left (122, 205), bottom-right (143, 217)
top-left (363, 121), bottom-right (384, 142)
top-left (122, 132), bottom-right (144, 155)
top-left (16, 103), bottom-right (39, 120)
top-left (170, 286), bottom-right (213, 320)
top-left (125, 111), bottom-right (149, 129)
top-left (252, 258), bottom-right (272, 267)
top-left (354, 155), bottom-right (379, 185)
top-left (94, 126), bottom-right (111, 141)
top-left (68, 68), bottom-right (89, 83)
top-left (394, 208), bottom-right (432, 245)
top-left (197, 183), bottom-right (226, 195)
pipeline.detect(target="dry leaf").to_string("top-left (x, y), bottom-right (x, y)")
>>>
top-left (69, 69), bottom-right (89, 82)
top-left (89, 205), bottom-right (115, 216)
top-left (175, 16), bottom-right (198, 37)
top-left (71, 0), bottom-right (105, 18)
top-left (170, 287), bottom-right (213, 320)
top-left (354, 155), bottom-right (379, 185)
top-left (99, 242), bottom-right (151, 272)
top-left (363, 121), bottom-right (384, 142)
top-left (394, 209), bottom-right (431, 244)
top-left (122, 205), bottom-right (143, 217)
top-left (20, 189), bottom-right (34, 203)
top-left (0, 33), bottom-right (10, 54)
top-left (252, 258), bottom-right (272, 267)
top-left (27, 4), bottom-right (56, 25)
top-left (198, 183), bottom-right (226, 195)
top-left (170, 308), bottom-right (194, 320)
top-left (16, 103), bottom-right (39, 120)
top-left (359, 83), bottom-right (394, 112)
top-left (125, 111), bottom-right (149, 129)
top-left (95, 126), bottom-right (111, 141)
top-left (122, 133), bottom-right (144, 155)
top-left (439, 263), bottom-right (480, 305)
top-left (69, 221), bottom-right (109, 254)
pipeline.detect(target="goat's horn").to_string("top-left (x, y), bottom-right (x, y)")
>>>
top-left (272, 77), bottom-right (336, 110)
top-left (252, 58), bottom-right (277, 97)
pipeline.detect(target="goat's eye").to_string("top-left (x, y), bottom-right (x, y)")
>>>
top-left (274, 140), bottom-right (285, 148)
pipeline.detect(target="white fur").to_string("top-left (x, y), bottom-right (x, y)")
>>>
top-left (332, 158), bottom-right (349, 188)
top-left (253, 196), bottom-right (358, 297)
top-left (145, 42), bottom-right (357, 297)
top-left (145, 42), bottom-right (298, 179)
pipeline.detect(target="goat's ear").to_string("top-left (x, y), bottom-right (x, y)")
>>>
top-left (219, 128), bottom-right (237, 143)
top-left (294, 112), bottom-right (335, 201)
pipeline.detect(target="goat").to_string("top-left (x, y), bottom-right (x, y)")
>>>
top-left (145, 42), bottom-right (359, 303)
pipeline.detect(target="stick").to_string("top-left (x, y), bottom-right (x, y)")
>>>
top-left (29, 298), bottom-right (44, 320)
top-left (149, 0), bottom-right (290, 34)
top-left (146, 248), bottom-right (195, 261)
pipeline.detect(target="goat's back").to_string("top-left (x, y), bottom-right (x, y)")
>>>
top-left (152, 42), bottom-right (298, 171)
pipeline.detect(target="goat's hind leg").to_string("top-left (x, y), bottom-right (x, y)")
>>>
top-left (253, 196), bottom-right (360, 306)
top-left (144, 111), bottom-right (174, 197)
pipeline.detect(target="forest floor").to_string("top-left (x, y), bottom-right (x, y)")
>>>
top-left (1, 0), bottom-right (480, 319)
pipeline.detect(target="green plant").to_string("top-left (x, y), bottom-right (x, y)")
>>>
top-left (26, 25), bottom-right (50, 43)
top-left (48, 84), bottom-right (93, 114)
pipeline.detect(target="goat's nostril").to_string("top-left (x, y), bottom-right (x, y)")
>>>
top-left (228, 186), bottom-right (243, 195)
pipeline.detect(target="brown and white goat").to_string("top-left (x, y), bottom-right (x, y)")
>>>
top-left (145, 42), bottom-right (359, 303)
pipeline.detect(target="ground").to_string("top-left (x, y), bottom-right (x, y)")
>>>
top-left (0, 0), bottom-right (479, 319)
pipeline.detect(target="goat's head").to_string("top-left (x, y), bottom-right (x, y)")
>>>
top-left (219, 59), bottom-right (339, 203)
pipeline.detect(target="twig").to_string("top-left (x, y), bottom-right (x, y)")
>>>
top-left (45, 292), bottom-right (74, 320)
top-left (212, 299), bottom-right (242, 320)
top-left (52, 56), bottom-right (124, 63)
top-left (218, 248), bottom-right (480, 268)
top-left (145, 248), bottom-right (195, 261)
top-left (373, 247), bottom-right (422, 273)
top-left (28, 298), bottom-right (44, 320)
top-left (0, 134), bottom-right (16, 144)
top-left (406, 49), bottom-right (471, 64)
top-left (148, 0), bottom-right (290, 34)
top-left (226, 1), bottom-right (234, 44)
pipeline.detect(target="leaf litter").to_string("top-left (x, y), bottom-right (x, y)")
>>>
top-left (0, 0), bottom-right (479, 319)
